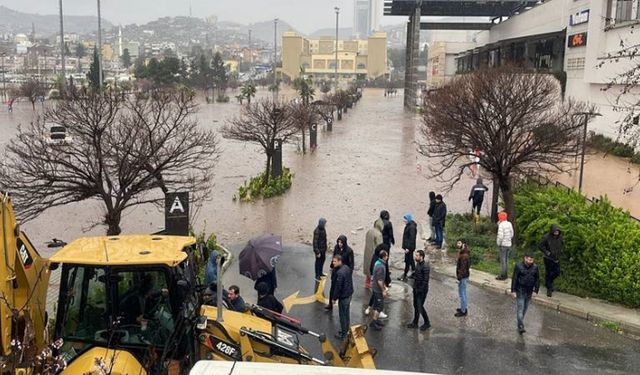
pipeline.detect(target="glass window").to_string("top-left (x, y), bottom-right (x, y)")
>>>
top-left (114, 270), bottom-right (174, 347)
top-left (58, 266), bottom-right (108, 346)
top-left (615, 0), bottom-right (634, 21)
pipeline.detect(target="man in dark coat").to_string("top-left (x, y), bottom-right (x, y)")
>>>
top-left (256, 281), bottom-right (283, 313)
top-left (406, 250), bottom-right (430, 331)
top-left (254, 269), bottom-right (277, 296)
top-left (427, 192), bottom-right (436, 242)
top-left (325, 235), bottom-right (354, 311)
top-left (468, 177), bottom-right (489, 215)
top-left (313, 218), bottom-right (328, 280)
top-left (378, 210), bottom-right (395, 248)
top-left (511, 252), bottom-right (540, 334)
top-left (432, 195), bottom-right (447, 249)
top-left (538, 224), bottom-right (564, 297)
top-left (331, 254), bottom-right (354, 340)
top-left (399, 213), bottom-right (417, 281)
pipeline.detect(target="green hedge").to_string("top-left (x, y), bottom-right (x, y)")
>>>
top-left (233, 168), bottom-right (293, 202)
top-left (515, 184), bottom-right (640, 307)
top-left (588, 133), bottom-right (640, 162)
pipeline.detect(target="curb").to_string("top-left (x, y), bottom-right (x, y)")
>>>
top-left (430, 264), bottom-right (640, 340)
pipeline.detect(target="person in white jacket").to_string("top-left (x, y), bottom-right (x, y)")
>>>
top-left (496, 211), bottom-right (514, 280)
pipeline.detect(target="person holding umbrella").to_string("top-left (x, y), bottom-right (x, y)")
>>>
top-left (239, 233), bottom-right (283, 298)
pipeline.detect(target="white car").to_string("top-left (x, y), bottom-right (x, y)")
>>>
top-left (45, 125), bottom-right (73, 145)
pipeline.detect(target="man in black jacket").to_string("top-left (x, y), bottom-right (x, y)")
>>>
top-left (256, 282), bottom-right (283, 313)
top-left (432, 195), bottom-right (447, 249)
top-left (398, 213), bottom-right (417, 281)
top-left (538, 224), bottom-right (564, 297)
top-left (379, 210), bottom-right (395, 248)
top-left (406, 250), bottom-right (430, 331)
top-left (313, 218), bottom-right (328, 280)
top-left (427, 192), bottom-right (436, 243)
top-left (326, 235), bottom-right (354, 311)
top-left (331, 254), bottom-right (354, 340)
top-left (468, 177), bottom-right (489, 215)
top-left (511, 252), bottom-right (540, 334)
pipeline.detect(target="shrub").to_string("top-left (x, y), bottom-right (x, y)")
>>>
top-left (588, 132), bottom-right (636, 158)
top-left (216, 95), bottom-right (230, 103)
top-left (515, 184), bottom-right (640, 307)
top-left (235, 168), bottom-right (293, 202)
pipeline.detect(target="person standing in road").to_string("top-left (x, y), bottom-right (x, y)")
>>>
top-left (377, 210), bottom-right (395, 249)
top-left (406, 250), bottom-right (431, 331)
top-left (326, 235), bottom-right (354, 311)
top-left (313, 218), bottom-right (328, 281)
top-left (468, 177), bottom-right (489, 216)
top-left (369, 250), bottom-right (389, 331)
top-left (511, 252), bottom-right (540, 334)
top-left (363, 220), bottom-right (384, 289)
top-left (398, 213), bottom-right (417, 281)
top-left (538, 224), bottom-right (564, 297)
top-left (331, 254), bottom-right (354, 340)
top-left (432, 195), bottom-right (447, 249)
top-left (365, 242), bottom-right (390, 319)
top-left (496, 211), bottom-right (514, 281)
top-left (427, 192), bottom-right (436, 243)
top-left (455, 240), bottom-right (471, 317)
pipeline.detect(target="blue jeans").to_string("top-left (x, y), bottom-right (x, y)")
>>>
top-left (338, 296), bottom-right (351, 337)
top-left (458, 278), bottom-right (468, 313)
top-left (434, 224), bottom-right (444, 247)
top-left (516, 291), bottom-right (532, 329)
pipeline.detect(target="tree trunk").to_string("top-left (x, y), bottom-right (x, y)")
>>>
top-left (105, 210), bottom-right (122, 235)
top-left (491, 176), bottom-right (500, 223)
top-left (31, 99), bottom-right (36, 111)
top-left (498, 175), bottom-right (517, 244)
top-left (301, 127), bottom-right (307, 154)
top-left (264, 153), bottom-right (272, 186)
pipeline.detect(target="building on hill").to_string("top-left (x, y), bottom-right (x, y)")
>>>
top-left (281, 31), bottom-right (388, 82)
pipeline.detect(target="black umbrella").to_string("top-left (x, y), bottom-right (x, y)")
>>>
top-left (239, 234), bottom-right (283, 280)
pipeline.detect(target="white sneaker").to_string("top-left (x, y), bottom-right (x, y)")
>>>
top-left (364, 307), bottom-right (371, 315)
top-left (379, 311), bottom-right (388, 319)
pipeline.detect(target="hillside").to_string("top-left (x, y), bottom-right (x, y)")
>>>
top-left (0, 5), bottom-right (113, 36)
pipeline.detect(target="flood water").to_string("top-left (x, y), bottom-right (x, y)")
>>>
top-left (1, 88), bottom-right (488, 256)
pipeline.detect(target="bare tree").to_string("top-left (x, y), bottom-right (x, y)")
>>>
top-left (0, 87), bottom-right (219, 235)
top-left (223, 100), bottom-right (298, 185)
top-left (419, 68), bottom-right (591, 226)
top-left (290, 102), bottom-right (321, 154)
top-left (18, 79), bottom-right (46, 110)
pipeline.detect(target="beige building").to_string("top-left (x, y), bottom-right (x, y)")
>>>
top-left (281, 31), bottom-right (388, 82)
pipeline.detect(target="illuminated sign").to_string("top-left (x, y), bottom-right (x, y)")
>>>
top-left (570, 9), bottom-right (590, 26)
top-left (568, 32), bottom-right (588, 48)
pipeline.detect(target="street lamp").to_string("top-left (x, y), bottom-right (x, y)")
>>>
top-left (273, 18), bottom-right (278, 102)
top-left (575, 111), bottom-right (602, 193)
top-left (97, 0), bottom-right (103, 91)
top-left (0, 52), bottom-right (6, 102)
top-left (334, 7), bottom-right (340, 91)
top-left (59, 0), bottom-right (66, 89)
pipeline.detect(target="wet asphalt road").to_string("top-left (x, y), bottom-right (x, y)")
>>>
top-left (221, 244), bottom-right (640, 375)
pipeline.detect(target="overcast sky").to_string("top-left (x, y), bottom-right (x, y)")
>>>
top-left (0, 0), bottom-right (403, 33)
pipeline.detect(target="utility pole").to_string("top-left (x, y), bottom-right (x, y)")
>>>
top-left (576, 111), bottom-right (601, 193)
top-left (1, 53), bottom-right (6, 102)
top-left (97, 0), bottom-right (103, 91)
top-left (59, 0), bottom-right (66, 89)
top-left (248, 29), bottom-right (252, 64)
top-left (273, 18), bottom-right (278, 102)
top-left (334, 7), bottom-right (340, 91)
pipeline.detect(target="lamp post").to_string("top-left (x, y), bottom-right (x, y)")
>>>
top-left (575, 111), bottom-right (602, 193)
top-left (334, 7), bottom-right (340, 91)
top-left (59, 0), bottom-right (66, 89)
top-left (97, 0), bottom-right (103, 91)
top-left (1, 53), bottom-right (6, 102)
top-left (273, 18), bottom-right (278, 102)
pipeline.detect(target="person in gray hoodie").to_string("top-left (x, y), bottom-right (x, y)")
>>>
top-left (538, 224), bottom-right (564, 297)
top-left (468, 177), bottom-right (489, 215)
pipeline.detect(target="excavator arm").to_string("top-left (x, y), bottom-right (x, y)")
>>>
top-left (0, 193), bottom-right (50, 365)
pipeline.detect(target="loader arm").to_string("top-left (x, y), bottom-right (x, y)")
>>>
top-left (0, 193), bottom-right (50, 360)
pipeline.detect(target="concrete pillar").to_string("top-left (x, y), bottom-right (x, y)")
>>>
top-left (272, 140), bottom-right (283, 178)
top-left (403, 1), bottom-right (421, 110)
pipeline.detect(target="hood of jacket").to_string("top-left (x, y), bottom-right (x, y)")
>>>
top-left (337, 234), bottom-right (348, 247)
top-left (476, 177), bottom-right (483, 185)
top-left (429, 191), bottom-right (436, 201)
top-left (374, 219), bottom-right (384, 232)
top-left (318, 218), bottom-right (327, 229)
top-left (403, 213), bottom-right (413, 222)
top-left (550, 224), bottom-right (561, 236)
top-left (498, 211), bottom-right (508, 222)
top-left (380, 210), bottom-right (390, 220)
top-left (459, 243), bottom-right (470, 255)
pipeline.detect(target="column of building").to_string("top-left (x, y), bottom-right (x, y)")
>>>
top-left (404, 1), bottom-right (421, 110)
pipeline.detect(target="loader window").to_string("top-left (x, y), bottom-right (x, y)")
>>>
top-left (59, 266), bottom-right (108, 344)
top-left (114, 270), bottom-right (174, 346)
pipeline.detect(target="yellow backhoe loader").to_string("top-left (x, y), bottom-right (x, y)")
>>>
top-left (0, 193), bottom-right (375, 374)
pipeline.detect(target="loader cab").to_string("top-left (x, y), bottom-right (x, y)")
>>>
top-left (50, 235), bottom-right (200, 371)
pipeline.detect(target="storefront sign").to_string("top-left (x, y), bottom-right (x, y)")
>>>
top-left (568, 32), bottom-right (588, 48)
top-left (570, 9), bottom-right (590, 26)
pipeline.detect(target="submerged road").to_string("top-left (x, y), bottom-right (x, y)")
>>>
top-left (221, 244), bottom-right (640, 375)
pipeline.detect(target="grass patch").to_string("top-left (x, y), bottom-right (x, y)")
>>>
top-left (588, 132), bottom-right (640, 164)
top-left (600, 321), bottom-right (622, 333)
top-left (233, 168), bottom-right (293, 202)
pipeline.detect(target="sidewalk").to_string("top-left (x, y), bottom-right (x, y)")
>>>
top-left (423, 247), bottom-right (640, 340)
